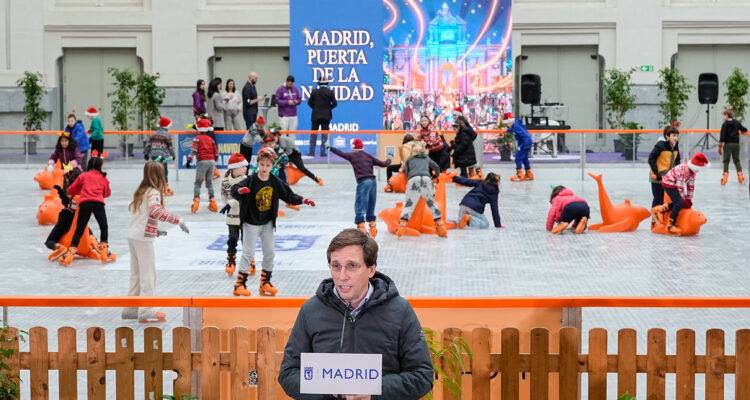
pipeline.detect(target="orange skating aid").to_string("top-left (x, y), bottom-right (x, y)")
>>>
top-left (379, 172), bottom-right (457, 237)
top-left (286, 164), bottom-right (305, 185)
top-left (587, 173), bottom-right (650, 232)
top-left (34, 160), bottom-right (65, 190)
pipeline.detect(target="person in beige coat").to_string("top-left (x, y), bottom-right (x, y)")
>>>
top-left (222, 79), bottom-right (244, 130)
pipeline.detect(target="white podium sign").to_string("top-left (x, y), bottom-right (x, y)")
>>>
top-left (300, 353), bottom-right (382, 395)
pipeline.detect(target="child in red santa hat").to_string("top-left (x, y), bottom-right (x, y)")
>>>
top-left (653, 152), bottom-right (709, 235)
top-left (186, 118), bottom-right (219, 213)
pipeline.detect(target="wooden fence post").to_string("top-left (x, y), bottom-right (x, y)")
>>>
top-left (735, 329), bottom-right (750, 398)
top-left (58, 326), bottom-right (78, 400)
top-left (442, 327), bottom-right (463, 400)
top-left (587, 328), bottom-right (607, 400)
top-left (471, 327), bottom-right (491, 400)
top-left (559, 327), bottom-right (579, 400)
top-left (675, 329), bottom-right (696, 399)
top-left (529, 327), bottom-right (549, 400)
top-left (705, 329), bottom-right (725, 400)
top-left (201, 326), bottom-right (221, 400)
top-left (114, 327), bottom-right (134, 400)
top-left (172, 326), bottom-right (193, 398)
top-left (144, 327), bottom-right (164, 399)
top-left (647, 328), bottom-right (667, 400)
top-left (29, 326), bottom-right (49, 399)
top-left (256, 326), bottom-right (277, 400)
top-left (87, 327), bottom-right (106, 400)
top-left (617, 329), bottom-right (637, 397)
top-left (0, 327), bottom-right (20, 398)
top-left (500, 327), bottom-right (520, 400)
top-left (230, 327), bottom-right (250, 399)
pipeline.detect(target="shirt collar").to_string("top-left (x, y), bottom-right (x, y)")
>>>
top-left (333, 283), bottom-right (374, 318)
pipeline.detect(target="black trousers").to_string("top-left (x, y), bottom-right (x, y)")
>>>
top-left (309, 118), bottom-right (330, 156)
top-left (651, 182), bottom-right (664, 208)
top-left (71, 201), bottom-right (108, 248)
top-left (240, 143), bottom-right (253, 163)
top-left (429, 147), bottom-right (450, 172)
top-left (227, 224), bottom-right (240, 256)
top-left (243, 112), bottom-right (257, 131)
top-left (45, 210), bottom-right (75, 249)
top-left (90, 139), bottom-right (104, 155)
top-left (663, 186), bottom-right (683, 221)
top-left (150, 156), bottom-right (169, 182)
top-left (386, 164), bottom-right (401, 180)
top-left (287, 150), bottom-right (317, 181)
top-left (560, 201), bottom-right (590, 226)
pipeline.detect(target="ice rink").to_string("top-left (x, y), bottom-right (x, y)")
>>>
top-left (3, 160), bottom-right (750, 398)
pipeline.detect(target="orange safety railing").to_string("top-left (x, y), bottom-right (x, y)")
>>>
top-left (0, 129), bottom-right (723, 135)
top-left (2, 295), bottom-right (750, 308)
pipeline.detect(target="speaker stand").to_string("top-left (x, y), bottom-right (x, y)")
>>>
top-left (692, 103), bottom-right (718, 153)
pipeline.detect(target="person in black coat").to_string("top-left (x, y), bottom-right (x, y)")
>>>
top-left (242, 72), bottom-right (265, 130)
top-left (450, 116), bottom-right (477, 177)
top-left (307, 77), bottom-right (338, 157)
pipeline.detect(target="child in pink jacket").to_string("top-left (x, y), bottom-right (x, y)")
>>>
top-left (546, 185), bottom-right (589, 234)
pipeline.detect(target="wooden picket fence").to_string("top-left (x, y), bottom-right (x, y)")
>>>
top-left (2, 325), bottom-right (750, 399)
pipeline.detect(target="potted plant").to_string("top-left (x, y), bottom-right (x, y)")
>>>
top-left (16, 71), bottom-right (48, 155)
top-left (723, 67), bottom-right (749, 121)
top-left (602, 68), bottom-right (637, 158)
top-left (495, 122), bottom-right (514, 161)
top-left (107, 67), bottom-right (137, 157)
top-left (656, 67), bottom-right (693, 126)
top-left (135, 72), bottom-right (166, 150)
top-left (423, 328), bottom-right (472, 399)
top-left (620, 122), bottom-right (643, 160)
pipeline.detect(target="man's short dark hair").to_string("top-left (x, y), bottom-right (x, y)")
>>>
top-left (327, 229), bottom-right (378, 266)
top-left (286, 75), bottom-right (295, 83)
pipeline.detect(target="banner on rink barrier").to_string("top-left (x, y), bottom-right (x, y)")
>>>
top-left (289, 0), bottom-right (382, 155)
top-left (177, 133), bottom-right (261, 169)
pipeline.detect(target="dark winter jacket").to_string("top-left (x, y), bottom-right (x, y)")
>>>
top-left (330, 147), bottom-right (390, 182)
top-left (307, 85), bottom-right (338, 121)
top-left (231, 173), bottom-right (303, 229)
top-left (507, 119), bottom-right (532, 149)
top-left (404, 152), bottom-right (439, 180)
top-left (454, 176), bottom-right (501, 227)
top-left (278, 271), bottom-right (434, 400)
top-left (719, 119), bottom-right (747, 143)
top-left (65, 121), bottom-right (90, 153)
top-left (648, 138), bottom-right (680, 183)
top-left (450, 121), bottom-right (477, 167)
top-left (49, 146), bottom-right (82, 170)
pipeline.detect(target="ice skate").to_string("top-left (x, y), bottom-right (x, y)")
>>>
top-left (207, 196), bottom-right (218, 212)
top-left (435, 220), bottom-right (448, 238)
top-left (651, 205), bottom-right (668, 225)
top-left (139, 311), bottom-right (166, 324)
top-left (510, 169), bottom-right (525, 182)
top-left (525, 170), bottom-right (535, 181)
top-left (667, 217), bottom-right (681, 235)
top-left (191, 197), bottom-right (200, 213)
top-left (575, 217), bottom-right (588, 234)
top-left (721, 172), bottom-right (728, 185)
top-left (98, 242), bottom-right (116, 263)
top-left (396, 219), bottom-right (408, 238)
top-left (368, 221), bottom-right (377, 238)
top-left (384, 184), bottom-right (393, 192)
top-left (48, 244), bottom-right (68, 262)
top-left (551, 222), bottom-right (569, 234)
top-left (233, 271), bottom-right (251, 296)
top-left (739, 171), bottom-right (745, 184)
top-left (286, 204), bottom-right (301, 211)
top-left (225, 254), bottom-right (236, 276)
top-left (249, 258), bottom-right (256, 275)
top-left (165, 185), bottom-right (174, 196)
top-left (59, 247), bottom-right (77, 267)
top-left (357, 222), bottom-right (367, 234)
top-left (316, 177), bottom-right (324, 186)
top-left (458, 214), bottom-right (471, 229)
top-left (258, 270), bottom-right (278, 296)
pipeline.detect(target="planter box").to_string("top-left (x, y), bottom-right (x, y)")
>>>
top-left (120, 143), bottom-right (134, 157)
top-left (24, 142), bottom-right (37, 155)
top-left (500, 148), bottom-right (512, 161)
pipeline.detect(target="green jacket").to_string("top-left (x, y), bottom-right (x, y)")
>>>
top-left (279, 272), bottom-right (434, 399)
top-left (89, 117), bottom-right (104, 140)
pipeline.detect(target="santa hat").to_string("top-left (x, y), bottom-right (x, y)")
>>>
top-left (256, 115), bottom-right (266, 125)
top-left (227, 153), bottom-right (249, 170)
top-left (196, 118), bottom-right (212, 132)
top-left (158, 117), bottom-right (172, 128)
top-left (351, 138), bottom-right (364, 150)
top-left (85, 107), bottom-right (99, 117)
top-left (452, 106), bottom-right (463, 116)
top-left (688, 152), bottom-right (710, 172)
top-left (502, 112), bottom-right (515, 125)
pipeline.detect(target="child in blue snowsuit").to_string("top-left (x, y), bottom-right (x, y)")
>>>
top-left (453, 172), bottom-right (502, 229)
top-left (503, 113), bottom-right (534, 181)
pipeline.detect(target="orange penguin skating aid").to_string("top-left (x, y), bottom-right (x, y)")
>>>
top-left (587, 173), bottom-right (650, 232)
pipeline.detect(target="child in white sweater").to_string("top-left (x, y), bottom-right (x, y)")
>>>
top-left (124, 161), bottom-right (189, 323)
top-left (220, 153), bottom-right (254, 276)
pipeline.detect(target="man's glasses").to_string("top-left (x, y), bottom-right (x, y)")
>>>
top-left (329, 262), bottom-right (364, 273)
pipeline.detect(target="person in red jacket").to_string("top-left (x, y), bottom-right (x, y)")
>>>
top-left (186, 118), bottom-right (219, 213)
top-left (57, 154), bottom-right (115, 266)
top-left (546, 185), bottom-right (589, 234)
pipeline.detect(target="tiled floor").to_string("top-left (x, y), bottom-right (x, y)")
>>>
top-left (3, 160), bottom-right (749, 398)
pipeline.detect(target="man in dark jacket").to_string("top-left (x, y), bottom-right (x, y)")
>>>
top-left (307, 77), bottom-right (338, 157)
top-left (242, 72), bottom-right (265, 130)
top-left (279, 229), bottom-right (433, 399)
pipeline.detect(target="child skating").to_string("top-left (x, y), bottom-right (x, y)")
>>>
top-left (547, 185), bottom-right (589, 234)
top-left (396, 142), bottom-right (447, 238)
top-left (125, 161), bottom-right (189, 323)
top-left (48, 132), bottom-right (82, 171)
top-left (220, 153), bottom-right (253, 276)
top-left (653, 152), bottom-right (709, 234)
top-left (329, 138), bottom-right (391, 237)
top-left (86, 107), bottom-right (104, 155)
top-left (230, 147), bottom-right (316, 296)
top-left (502, 112), bottom-right (534, 181)
top-left (648, 124), bottom-right (680, 208)
top-left (144, 117), bottom-right (176, 195)
top-left (718, 108), bottom-right (748, 185)
top-left (453, 172), bottom-right (502, 229)
top-left (186, 118), bottom-right (219, 213)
